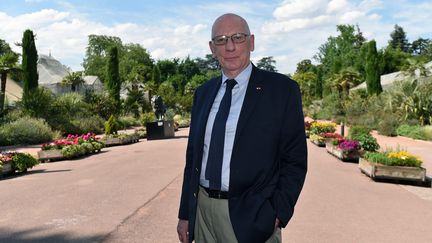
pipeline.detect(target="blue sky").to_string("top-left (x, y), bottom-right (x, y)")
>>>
top-left (1, 0), bottom-right (431, 74)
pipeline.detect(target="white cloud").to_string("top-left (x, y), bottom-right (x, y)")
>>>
top-left (0, 9), bottom-right (210, 71)
top-left (327, 0), bottom-right (350, 13)
top-left (273, 0), bottom-right (328, 20)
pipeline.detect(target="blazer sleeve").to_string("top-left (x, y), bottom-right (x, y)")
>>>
top-left (178, 90), bottom-right (198, 220)
top-left (271, 80), bottom-right (307, 228)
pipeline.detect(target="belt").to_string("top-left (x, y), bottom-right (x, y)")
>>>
top-left (202, 186), bottom-right (229, 199)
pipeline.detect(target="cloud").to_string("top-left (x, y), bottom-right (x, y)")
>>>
top-left (0, 9), bottom-right (210, 71)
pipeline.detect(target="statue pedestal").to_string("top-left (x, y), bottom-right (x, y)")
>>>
top-left (146, 120), bottom-right (175, 140)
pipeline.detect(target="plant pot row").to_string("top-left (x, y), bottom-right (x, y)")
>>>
top-left (102, 134), bottom-right (140, 147)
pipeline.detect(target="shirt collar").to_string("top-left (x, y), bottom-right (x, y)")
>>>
top-left (221, 62), bottom-right (252, 88)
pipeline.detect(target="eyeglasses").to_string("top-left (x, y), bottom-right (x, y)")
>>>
top-left (211, 33), bottom-right (249, 46)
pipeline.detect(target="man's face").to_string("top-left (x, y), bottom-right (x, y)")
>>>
top-left (209, 16), bottom-right (254, 77)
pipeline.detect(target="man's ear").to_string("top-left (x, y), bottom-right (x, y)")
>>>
top-left (209, 41), bottom-right (216, 56)
top-left (249, 34), bottom-right (255, 52)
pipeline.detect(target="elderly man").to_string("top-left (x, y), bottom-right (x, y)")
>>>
top-left (177, 13), bottom-right (307, 243)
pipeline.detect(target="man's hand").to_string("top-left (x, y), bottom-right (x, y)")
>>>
top-left (177, 219), bottom-right (189, 243)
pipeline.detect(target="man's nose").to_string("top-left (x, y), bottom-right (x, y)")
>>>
top-left (225, 38), bottom-right (236, 51)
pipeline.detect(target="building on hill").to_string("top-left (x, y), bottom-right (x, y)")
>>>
top-left (351, 61), bottom-right (432, 91)
top-left (38, 54), bottom-right (104, 96)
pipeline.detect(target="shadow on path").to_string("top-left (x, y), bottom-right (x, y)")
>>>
top-left (0, 227), bottom-right (103, 243)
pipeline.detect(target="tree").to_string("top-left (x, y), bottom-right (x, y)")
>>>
top-left (0, 51), bottom-right (20, 116)
top-left (61, 71), bottom-right (85, 92)
top-left (152, 65), bottom-right (161, 85)
top-left (178, 56), bottom-right (201, 81)
top-left (328, 68), bottom-right (362, 97)
top-left (296, 59), bottom-right (313, 73)
top-left (389, 24), bottom-right (410, 53)
top-left (411, 38), bottom-right (431, 56)
top-left (195, 54), bottom-right (219, 73)
top-left (365, 40), bottom-right (382, 95)
top-left (83, 35), bottom-right (122, 83)
top-left (256, 56), bottom-right (277, 72)
top-left (314, 25), bottom-right (366, 80)
top-left (22, 29), bottom-right (38, 96)
top-left (157, 59), bottom-right (178, 82)
top-left (106, 46), bottom-right (121, 114)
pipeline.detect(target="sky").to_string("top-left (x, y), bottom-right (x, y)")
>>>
top-left (1, 0), bottom-right (431, 74)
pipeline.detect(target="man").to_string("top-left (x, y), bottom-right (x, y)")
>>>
top-left (177, 13), bottom-right (307, 243)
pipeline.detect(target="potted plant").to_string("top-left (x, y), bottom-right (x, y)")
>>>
top-left (1, 152), bottom-right (39, 177)
top-left (327, 139), bottom-right (361, 162)
top-left (359, 150), bottom-right (426, 183)
top-left (309, 134), bottom-right (326, 147)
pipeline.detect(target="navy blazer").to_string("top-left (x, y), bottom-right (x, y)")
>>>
top-left (178, 65), bottom-right (307, 243)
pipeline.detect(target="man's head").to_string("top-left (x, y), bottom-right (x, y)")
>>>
top-left (209, 13), bottom-right (254, 79)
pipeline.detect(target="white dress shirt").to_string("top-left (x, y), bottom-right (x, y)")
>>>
top-left (200, 62), bottom-right (252, 191)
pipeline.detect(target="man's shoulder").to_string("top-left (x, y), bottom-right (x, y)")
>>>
top-left (254, 67), bottom-right (298, 88)
top-left (196, 75), bottom-right (221, 92)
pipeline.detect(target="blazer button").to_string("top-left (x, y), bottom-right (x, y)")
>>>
top-left (195, 168), bottom-right (199, 172)
top-left (193, 193), bottom-right (197, 197)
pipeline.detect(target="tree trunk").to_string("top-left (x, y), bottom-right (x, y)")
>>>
top-left (0, 72), bottom-right (7, 116)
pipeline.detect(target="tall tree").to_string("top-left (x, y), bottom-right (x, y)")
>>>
top-left (365, 40), bottom-right (382, 95)
top-left (152, 65), bottom-right (161, 85)
top-left (389, 24), bottom-right (410, 53)
top-left (106, 46), bottom-right (121, 113)
top-left (22, 29), bottom-right (38, 96)
top-left (256, 56), bottom-right (277, 72)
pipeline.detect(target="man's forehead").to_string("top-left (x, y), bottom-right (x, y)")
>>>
top-left (212, 18), bottom-right (248, 36)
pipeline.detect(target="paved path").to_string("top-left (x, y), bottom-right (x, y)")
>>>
top-left (1, 128), bottom-right (432, 242)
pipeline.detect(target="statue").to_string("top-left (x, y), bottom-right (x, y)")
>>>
top-left (153, 95), bottom-right (166, 121)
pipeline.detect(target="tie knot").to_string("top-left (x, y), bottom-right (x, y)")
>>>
top-left (225, 79), bottom-right (237, 90)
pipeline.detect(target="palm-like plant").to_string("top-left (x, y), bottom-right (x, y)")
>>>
top-left (0, 52), bottom-right (21, 117)
top-left (329, 69), bottom-right (362, 96)
top-left (61, 71), bottom-right (85, 92)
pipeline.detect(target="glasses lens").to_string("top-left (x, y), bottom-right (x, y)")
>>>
top-left (213, 36), bottom-right (227, 45)
top-left (232, 33), bottom-right (247, 43)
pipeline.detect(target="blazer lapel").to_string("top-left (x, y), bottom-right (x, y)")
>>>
top-left (234, 66), bottom-right (264, 145)
top-left (195, 76), bottom-right (222, 150)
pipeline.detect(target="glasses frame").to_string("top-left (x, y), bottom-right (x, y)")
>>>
top-left (211, 33), bottom-right (250, 46)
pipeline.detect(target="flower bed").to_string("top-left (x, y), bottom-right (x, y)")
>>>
top-left (310, 122), bottom-right (337, 135)
top-left (309, 134), bottom-right (326, 147)
top-left (38, 133), bottom-right (104, 162)
top-left (326, 139), bottom-right (361, 162)
top-left (359, 151), bottom-right (426, 183)
top-left (1, 151), bottom-right (39, 177)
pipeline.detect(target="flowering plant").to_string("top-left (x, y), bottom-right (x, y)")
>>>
top-left (42, 133), bottom-right (99, 150)
top-left (0, 151), bottom-right (15, 164)
top-left (310, 134), bottom-right (325, 143)
top-left (337, 140), bottom-right (360, 155)
top-left (305, 121), bottom-right (314, 130)
top-left (310, 122), bottom-right (336, 135)
top-left (321, 132), bottom-right (343, 139)
top-left (364, 150), bottom-right (422, 167)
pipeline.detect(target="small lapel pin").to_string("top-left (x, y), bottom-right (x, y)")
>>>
top-left (256, 87), bottom-right (262, 90)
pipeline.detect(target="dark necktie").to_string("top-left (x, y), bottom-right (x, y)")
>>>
top-left (205, 79), bottom-right (237, 190)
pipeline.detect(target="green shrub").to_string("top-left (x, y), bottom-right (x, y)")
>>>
top-left (423, 126), bottom-right (432, 140)
top-left (141, 112), bottom-right (156, 127)
top-left (105, 115), bottom-right (119, 135)
top-left (61, 144), bottom-right (84, 158)
top-left (348, 125), bottom-right (372, 139)
top-left (0, 117), bottom-right (54, 146)
top-left (81, 142), bottom-right (95, 154)
top-left (377, 115), bottom-right (399, 136)
top-left (396, 124), bottom-right (425, 140)
top-left (355, 134), bottom-right (380, 152)
top-left (69, 116), bottom-right (104, 135)
top-left (118, 116), bottom-right (141, 128)
top-left (12, 153), bottom-right (39, 172)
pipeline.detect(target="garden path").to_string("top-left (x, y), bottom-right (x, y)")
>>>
top-left (1, 128), bottom-right (431, 242)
